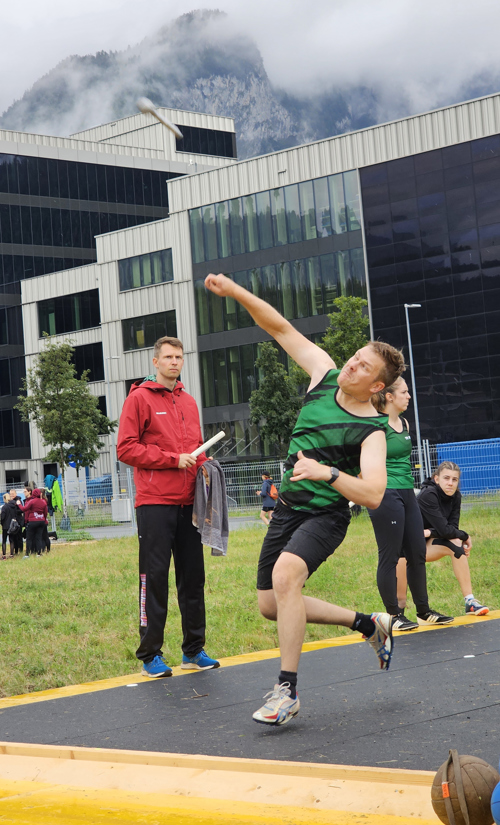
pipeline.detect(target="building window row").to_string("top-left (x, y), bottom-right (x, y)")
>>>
top-left (0, 254), bottom-right (93, 286)
top-left (0, 409), bottom-right (14, 447)
top-left (175, 126), bottom-right (236, 159)
top-left (38, 289), bottom-right (100, 337)
top-left (189, 170), bottom-right (361, 264)
top-left (0, 203), bottom-right (152, 251)
top-left (194, 248), bottom-right (366, 336)
top-left (0, 359), bottom-right (11, 396)
top-left (0, 154), bottom-right (177, 208)
top-left (122, 309), bottom-right (177, 352)
top-left (118, 248), bottom-right (173, 292)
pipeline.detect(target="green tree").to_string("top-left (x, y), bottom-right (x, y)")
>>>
top-left (289, 296), bottom-right (370, 392)
top-left (321, 296), bottom-right (370, 366)
top-left (249, 342), bottom-right (302, 458)
top-left (15, 338), bottom-right (116, 517)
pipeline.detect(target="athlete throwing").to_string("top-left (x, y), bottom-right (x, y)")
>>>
top-left (205, 273), bottom-right (405, 725)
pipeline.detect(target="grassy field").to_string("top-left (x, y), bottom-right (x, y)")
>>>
top-left (0, 508), bottom-right (498, 698)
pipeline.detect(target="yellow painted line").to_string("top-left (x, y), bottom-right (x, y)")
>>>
top-left (0, 743), bottom-right (438, 824)
top-left (0, 611), bottom-right (497, 710)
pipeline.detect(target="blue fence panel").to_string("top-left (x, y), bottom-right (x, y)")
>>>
top-left (436, 438), bottom-right (500, 494)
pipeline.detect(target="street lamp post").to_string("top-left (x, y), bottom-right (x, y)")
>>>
top-left (104, 355), bottom-right (120, 500)
top-left (404, 303), bottom-right (424, 484)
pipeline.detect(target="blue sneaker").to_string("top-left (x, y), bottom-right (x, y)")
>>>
top-left (181, 649), bottom-right (220, 670)
top-left (142, 655), bottom-right (172, 678)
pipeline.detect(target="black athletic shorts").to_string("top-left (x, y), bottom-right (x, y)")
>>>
top-left (262, 506), bottom-right (275, 512)
top-left (256, 499), bottom-right (351, 590)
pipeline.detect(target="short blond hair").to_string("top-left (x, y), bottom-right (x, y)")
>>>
top-left (153, 336), bottom-right (184, 359)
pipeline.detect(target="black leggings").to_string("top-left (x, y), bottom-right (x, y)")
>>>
top-left (26, 522), bottom-right (45, 555)
top-left (368, 488), bottom-right (430, 615)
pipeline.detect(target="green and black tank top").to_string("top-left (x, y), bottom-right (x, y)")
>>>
top-left (279, 369), bottom-right (388, 512)
top-left (385, 420), bottom-right (414, 489)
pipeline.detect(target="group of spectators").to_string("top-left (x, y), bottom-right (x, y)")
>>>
top-left (0, 486), bottom-right (51, 559)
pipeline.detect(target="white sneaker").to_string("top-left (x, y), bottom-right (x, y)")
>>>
top-left (252, 682), bottom-right (300, 725)
top-left (364, 612), bottom-right (394, 670)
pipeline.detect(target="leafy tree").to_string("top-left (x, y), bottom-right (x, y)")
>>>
top-left (249, 342), bottom-right (302, 458)
top-left (15, 338), bottom-right (116, 517)
top-left (321, 296), bottom-right (370, 366)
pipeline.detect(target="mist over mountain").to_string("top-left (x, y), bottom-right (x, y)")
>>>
top-left (1, 9), bottom-right (499, 159)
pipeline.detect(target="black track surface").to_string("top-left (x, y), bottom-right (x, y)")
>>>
top-left (2, 621), bottom-right (500, 773)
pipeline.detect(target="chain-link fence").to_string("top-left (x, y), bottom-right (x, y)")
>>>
top-left (30, 437), bottom-right (499, 530)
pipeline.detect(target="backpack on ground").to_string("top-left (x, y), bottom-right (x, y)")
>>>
top-left (269, 483), bottom-right (279, 500)
top-left (7, 518), bottom-right (20, 535)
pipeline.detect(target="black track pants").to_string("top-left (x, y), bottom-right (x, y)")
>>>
top-left (368, 488), bottom-right (430, 615)
top-left (25, 522), bottom-right (45, 555)
top-left (135, 504), bottom-right (206, 663)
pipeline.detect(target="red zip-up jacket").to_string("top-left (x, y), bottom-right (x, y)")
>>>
top-left (19, 490), bottom-right (48, 524)
top-left (117, 380), bottom-right (207, 507)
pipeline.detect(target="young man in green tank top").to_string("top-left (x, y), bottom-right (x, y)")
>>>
top-left (205, 273), bottom-right (406, 726)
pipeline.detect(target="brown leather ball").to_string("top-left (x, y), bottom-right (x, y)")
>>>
top-left (431, 753), bottom-right (499, 825)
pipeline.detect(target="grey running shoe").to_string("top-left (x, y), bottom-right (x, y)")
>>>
top-left (252, 682), bottom-right (300, 725)
top-left (465, 598), bottom-right (489, 616)
top-left (364, 612), bottom-right (394, 670)
top-left (417, 610), bottom-right (454, 625)
top-left (393, 613), bottom-right (419, 631)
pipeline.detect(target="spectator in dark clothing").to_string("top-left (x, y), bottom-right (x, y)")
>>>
top-left (397, 461), bottom-right (489, 617)
top-left (1, 493), bottom-right (16, 559)
top-left (256, 473), bottom-right (276, 526)
top-left (8, 490), bottom-right (24, 555)
top-left (19, 488), bottom-right (48, 558)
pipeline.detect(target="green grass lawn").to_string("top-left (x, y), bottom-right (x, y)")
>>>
top-left (0, 508), bottom-right (498, 698)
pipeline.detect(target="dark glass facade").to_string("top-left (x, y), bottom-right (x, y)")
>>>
top-left (360, 135), bottom-right (500, 442)
top-left (73, 342), bottom-right (104, 383)
top-left (190, 171), bottom-right (367, 457)
top-left (175, 126), bottom-right (236, 159)
top-left (0, 151), bottom-right (179, 460)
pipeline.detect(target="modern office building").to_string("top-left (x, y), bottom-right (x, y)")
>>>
top-left (5, 92), bottom-right (500, 485)
top-left (0, 108), bottom-right (237, 485)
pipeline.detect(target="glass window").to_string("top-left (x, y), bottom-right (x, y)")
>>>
top-left (118, 249), bottom-right (173, 291)
top-left (38, 289), bottom-right (100, 336)
top-left (343, 170), bottom-right (361, 231)
top-left (213, 349), bottom-right (229, 406)
top-left (199, 351), bottom-right (215, 407)
top-left (229, 198), bottom-right (245, 255)
top-left (328, 174), bottom-right (347, 233)
top-left (0, 358), bottom-right (10, 395)
top-left (227, 347), bottom-right (241, 404)
top-left (320, 253), bottom-right (338, 314)
top-left (0, 309), bottom-right (7, 344)
top-left (256, 191), bottom-right (273, 249)
top-left (314, 177), bottom-right (332, 237)
top-left (223, 279), bottom-right (238, 331)
top-left (0, 410), bottom-right (14, 447)
top-left (350, 248), bottom-right (366, 298)
top-left (261, 264), bottom-right (279, 310)
top-left (189, 208), bottom-right (205, 263)
top-left (202, 204), bottom-right (218, 260)
top-left (122, 309), bottom-right (177, 351)
top-left (216, 200), bottom-right (231, 258)
top-left (194, 280), bottom-right (210, 335)
top-left (270, 187), bottom-right (287, 246)
top-left (337, 250), bottom-right (352, 296)
top-left (72, 342), bottom-right (104, 382)
top-left (209, 287), bottom-right (224, 333)
top-left (240, 344), bottom-right (256, 402)
top-left (243, 194), bottom-right (259, 252)
top-left (306, 256), bottom-right (322, 315)
top-left (284, 184), bottom-right (302, 243)
top-left (279, 261), bottom-right (295, 320)
top-left (293, 259), bottom-right (308, 317)
top-left (299, 180), bottom-right (317, 241)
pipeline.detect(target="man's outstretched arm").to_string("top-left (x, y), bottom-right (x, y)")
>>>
top-left (205, 273), bottom-right (334, 383)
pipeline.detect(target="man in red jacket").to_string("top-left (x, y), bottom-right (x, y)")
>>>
top-left (117, 336), bottom-right (219, 677)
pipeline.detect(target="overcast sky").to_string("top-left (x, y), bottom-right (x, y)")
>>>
top-left (3, 0), bottom-right (500, 119)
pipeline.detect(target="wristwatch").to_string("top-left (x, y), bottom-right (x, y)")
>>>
top-left (328, 466), bottom-right (340, 485)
